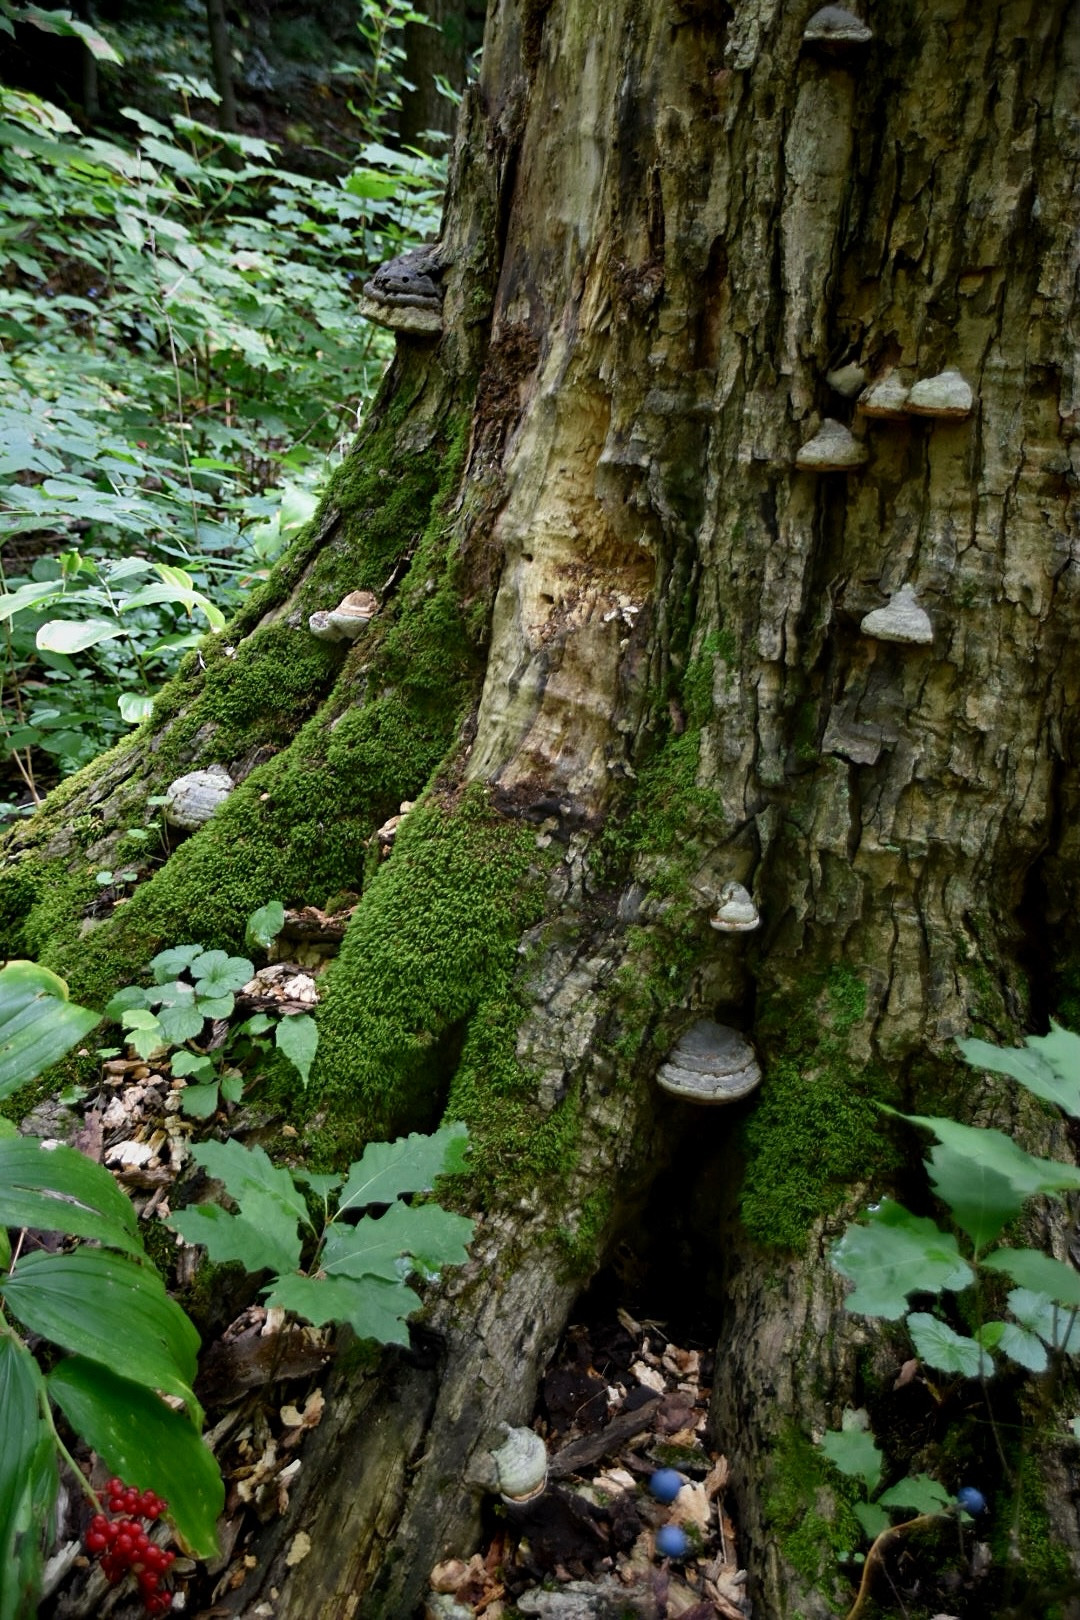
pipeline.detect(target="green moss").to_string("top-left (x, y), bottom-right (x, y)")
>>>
top-left (556, 1186), bottom-right (615, 1277)
top-left (765, 1425), bottom-right (860, 1612)
top-left (993, 1456), bottom-right (1073, 1617)
top-left (297, 788), bottom-right (566, 1196)
top-left (0, 860), bottom-right (98, 965)
top-left (597, 727), bottom-right (724, 894)
top-left (740, 968), bottom-right (897, 1252)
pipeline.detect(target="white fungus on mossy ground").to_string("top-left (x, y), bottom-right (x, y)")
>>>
top-left (162, 764), bottom-right (234, 830)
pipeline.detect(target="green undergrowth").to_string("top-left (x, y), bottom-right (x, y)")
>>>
top-left (765, 1425), bottom-right (862, 1615)
top-left (1, 403), bottom-right (476, 1006)
top-left (294, 788), bottom-right (573, 1196)
top-left (740, 966), bottom-right (900, 1252)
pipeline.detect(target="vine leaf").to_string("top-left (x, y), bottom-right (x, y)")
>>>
top-left (264, 1273), bottom-right (422, 1346)
top-left (169, 1139), bottom-right (309, 1275)
top-left (877, 1474), bottom-right (952, 1514)
top-left (925, 1143), bottom-right (1020, 1251)
top-left (275, 1012), bottom-right (317, 1087)
top-left (322, 1201), bottom-right (475, 1284)
top-left (906, 1313), bottom-right (991, 1377)
top-left (976, 1319), bottom-right (1047, 1374)
top-left (336, 1121), bottom-right (471, 1217)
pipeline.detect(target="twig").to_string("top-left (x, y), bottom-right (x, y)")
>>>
top-left (843, 1513), bottom-right (941, 1620)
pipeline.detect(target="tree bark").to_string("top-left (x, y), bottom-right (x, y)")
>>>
top-left (399, 0), bottom-right (467, 150)
top-left (6, 2), bottom-right (1080, 1617)
top-left (205, 0), bottom-right (238, 135)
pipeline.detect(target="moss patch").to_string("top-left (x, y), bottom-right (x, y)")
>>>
top-left (764, 1425), bottom-right (861, 1614)
top-left (296, 788), bottom-right (569, 1196)
top-left (740, 967), bottom-right (899, 1252)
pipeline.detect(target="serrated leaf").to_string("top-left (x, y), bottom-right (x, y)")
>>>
top-left (189, 951), bottom-right (252, 997)
top-left (168, 1139), bottom-right (308, 1273)
top-left (895, 1110), bottom-right (1080, 1201)
top-left (337, 1122), bottom-right (471, 1216)
top-left (981, 1247), bottom-right (1080, 1306)
top-left (0, 1336), bottom-right (55, 1620)
top-left (959, 1024), bottom-right (1080, 1117)
top-left (926, 1143), bottom-right (1020, 1251)
top-left (877, 1473), bottom-right (952, 1514)
top-left (832, 1200), bottom-right (974, 1320)
top-left (1007, 1288), bottom-right (1080, 1353)
top-left (0, 960), bottom-right (100, 1103)
top-left (193, 992), bottom-right (234, 1020)
top-left (1, 1249), bottom-right (200, 1416)
top-left (323, 1201), bottom-right (475, 1283)
top-left (853, 1500), bottom-right (890, 1541)
top-left (820, 1427), bottom-right (883, 1493)
top-left (150, 944), bottom-right (204, 983)
top-left (263, 1271), bottom-right (421, 1346)
top-left (276, 1013), bottom-right (317, 1086)
top-left (245, 900), bottom-right (285, 950)
top-left (48, 1358), bottom-right (221, 1560)
top-left (906, 1312), bottom-right (991, 1377)
top-left (0, 1138), bottom-right (142, 1255)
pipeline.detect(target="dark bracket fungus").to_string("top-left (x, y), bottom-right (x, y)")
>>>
top-left (656, 1020), bottom-right (763, 1104)
top-left (358, 244), bottom-right (444, 335)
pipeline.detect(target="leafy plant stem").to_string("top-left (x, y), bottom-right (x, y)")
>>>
top-left (38, 1380), bottom-right (101, 1511)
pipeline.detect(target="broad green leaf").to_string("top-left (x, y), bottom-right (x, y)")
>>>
top-left (926, 1143), bottom-right (1020, 1251)
top-left (119, 582), bottom-right (225, 629)
top-left (168, 1139), bottom-right (308, 1273)
top-left (263, 1271), bottom-right (421, 1346)
top-left (323, 1201), bottom-right (474, 1283)
top-left (276, 1013), bottom-right (317, 1086)
top-left (896, 1110), bottom-right (1080, 1201)
top-left (192, 992), bottom-right (234, 1020)
top-left (0, 580), bottom-right (64, 621)
top-left (245, 900), bottom-right (285, 950)
top-left (190, 950), bottom-right (252, 998)
top-left (977, 1319), bottom-right (1047, 1373)
top-left (170, 1050), bottom-right (215, 1082)
top-left (0, 1138), bottom-right (142, 1255)
top-left (0, 960), bottom-right (100, 1103)
top-left (104, 984), bottom-right (150, 1019)
top-left (0, 1336), bottom-right (55, 1620)
top-left (832, 1200), bottom-right (974, 1320)
top-left (877, 1474), bottom-right (952, 1514)
top-left (35, 618), bottom-right (126, 654)
top-left (156, 984), bottom-right (205, 1045)
top-left (337, 1122), bottom-right (471, 1216)
top-left (906, 1312), bottom-right (991, 1377)
top-left (150, 944), bottom-right (205, 982)
top-left (48, 1359), bottom-right (221, 1560)
top-left (118, 692), bottom-right (154, 724)
top-left (179, 1082), bottom-right (220, 1118)
top-left (820, 1427), bottom-right (882, 1493)
top-left (1008, 1288), bottom-right (1080, 1353)
top-left (959, 1024), bottom-right (1080, 1117)
top-left (219, 1073), bottom-right (243, 1104)
top-left (853, 1501), bottom-right (890, 1541)
top-left (293, 1169), bottom-right (342, 1201)
top-left (981, 1247), bottom-right (1080, 1307)
top-left (1, 1249), bottom-right (200, 1414)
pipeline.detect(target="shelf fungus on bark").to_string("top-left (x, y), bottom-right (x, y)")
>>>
top-left (825, 362), bottom-right (866, 399)
top-left (709, 882), bottom-right (761, 933)
top-left (796, 418), bottom-right (868, 471)
top-left (859, 584), bottom-right (933, 645)
top-left (858, 371), bottom-right (910, 419)
top-left (357, 244), bottom-right (444, 335)
top-left (163, 764), bottom-right (234, 830)
top-left (308, 591), bottom-right (380, 643)
top-left (906, 368), bottom-right (974, 419)
top-left (489, 1424), bottom-right (548, 1504)
top-left (656, 1020), bottom-right (763, 1105)
top-left (802, 6), bottom-right (873, 48)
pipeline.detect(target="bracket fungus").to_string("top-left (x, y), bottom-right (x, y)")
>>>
top-left (906, 369), bottom-right (974, 419)
top-left (309, 591), bottom-right (380, 643)
top-left (656, 1020), bottom-right (763, 1105)
top-left (709, 882), bottom-right (761, 933)
top-left (860, 584), bottom-right (933, 646)
top-left (489, 1424), bottom-right (548, 1504)
top-left (802, 6), bottom-right (873, 47)
top-left (796, 418), bottom-right (867, 471)
top-left (163, 764), bottom-right (234, 830)
top-left (358, 244), bottom-right (444, 335)
top-left (858, 371), bottom-right (910, 419)
top-left (825, 362), bottom-right (867, 399)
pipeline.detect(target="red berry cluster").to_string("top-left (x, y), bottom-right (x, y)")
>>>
top-left (83, 1478), bottom-right (176, 1615)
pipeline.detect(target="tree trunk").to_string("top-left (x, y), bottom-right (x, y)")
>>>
top-left (5, 2), bottom-right (1080, 1617)
top-left (205, 0), bottom-right (238, 135)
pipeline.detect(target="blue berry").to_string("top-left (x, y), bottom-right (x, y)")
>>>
top-left (955, 1486), bottom-right (987, 1516)
top-left (655, 1524), bottom-right (689, 1559)
top-left (648, 1468), bottom-right (683, 1504)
